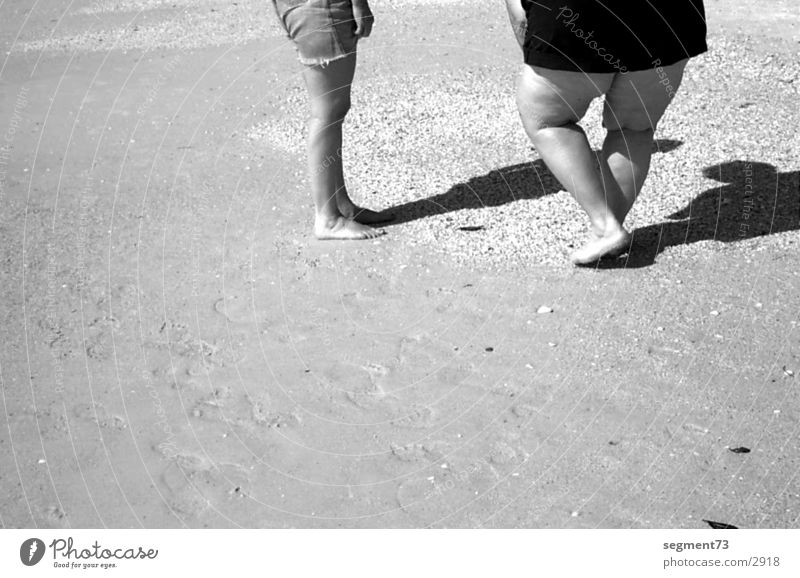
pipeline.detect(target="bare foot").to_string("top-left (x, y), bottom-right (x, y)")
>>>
top-left (570, 227), bottom-right (632, 265)
top-left (337, 197), bottom-right (395, 225)
top-left (314, 215), bottom-right (385, 240)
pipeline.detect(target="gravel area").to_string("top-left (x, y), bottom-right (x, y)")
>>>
top-left (249, 34), bottom-right (799, 267)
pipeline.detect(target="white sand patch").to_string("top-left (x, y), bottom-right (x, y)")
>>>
top-left (23, 0), bottom-right (484, 53)
top-left (76, 0), bottom-right (205, 14)
top-left (18, 4), bottom-right (282, 52)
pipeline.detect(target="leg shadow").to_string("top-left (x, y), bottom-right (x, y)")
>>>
top-left (384, 158), bottom-right (562, 227)
top-left (596, 160), bottom-right (800, 269)
top-left (384, 138), bottom-right (685, 227)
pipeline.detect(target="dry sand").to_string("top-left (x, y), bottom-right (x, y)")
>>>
top-left (0, 0), bottom-right (798, 528)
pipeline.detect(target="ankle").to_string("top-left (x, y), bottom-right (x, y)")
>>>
top-left (591, 214), bottom-right (624, 238)
top-left (315, 210), bottom-right (343, 227)
top-left (336, 195), bottom-right (356, 210)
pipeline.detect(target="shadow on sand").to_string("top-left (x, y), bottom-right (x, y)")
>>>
top-left (601, 160), bottom-right (799, 269)
top-left (385, 142), bottom-right (799, 269)
top-left (384, 139), bottom-right (684, 227)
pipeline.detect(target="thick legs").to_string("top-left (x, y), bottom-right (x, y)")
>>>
top-left (516, 65), bottom-right (630, 263)
top-left (516, 60), bottom-right (688, 263)
top-left (600, 60), bottom-right (688, 223)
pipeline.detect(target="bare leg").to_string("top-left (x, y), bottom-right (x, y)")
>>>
top-left (333, 153), bottom-right (395, 225)
top-left (517, 65), bottom-right (631, 264)
top-left (600, 60), bottom-right (688, 224)
top-left (599, 128), bottom-right (654, 223)
top-left (302, 54), bottom-right (384, 240)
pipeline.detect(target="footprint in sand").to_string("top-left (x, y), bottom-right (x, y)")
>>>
top-left (246, 393), bottom-right (272, 426)
top-left (160, 453), bottom-right (252, 519)
top-left (189, 386), bottom-right (233, 420)
top-left (490, 381), bottom-right (529, 399)
top-left (33, 505), bottom-right (69, 529)
top-left (510, 403), bottom-right (539, 419)
top-left (245, 395), bottom-right (302, 431)
top-left (184, 360), bottom-right (210, 378)
top-left (213, 294), bottom-right (258, 326)
top-left (343, 363), bottom-right (400, 409)
top-left (390, 404), bottom-right (438, 429)
top-left (171, 375), bottom-right (203, 391)
top-left (263, 410), bottom-right (303, 430)
top-left (395, 460), bottom-right (500, 523)
top-left (395, 333), bottom-right (454, 377)
top-left (149, 318), bottom-right (247, 369)
top-left (160, 459), bottom-right (212, 519)
top-left (389, 441), bottom-right (450, 464)
top-left (487, 440), bottom-right (527, 467)
top-left (84, 341), bottom-right (106, 361)
top-left (96, 283), bottom-right (138, 320)
top-left (71, 402), bottom-right (127, 431)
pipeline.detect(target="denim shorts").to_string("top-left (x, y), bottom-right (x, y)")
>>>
top-left (272, 0), bottom-right (358, 66)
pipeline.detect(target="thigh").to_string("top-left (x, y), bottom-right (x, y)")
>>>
top-left (603, 60), bottom-right (688, 131)
top-left (302, 52), bottom-right (357, 115)
top-left (517, 65), bottom-right (614, 128)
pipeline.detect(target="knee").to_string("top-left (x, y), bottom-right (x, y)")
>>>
top-left (603, 96), bottom-right (670, 132)
top-left (517, 94), bottom-right (577, 136)
top-left (310, 92), bottom-right (351, 124)
top-left (517, 81), bottom-right (581, 135)
top-left (603, 106), bottom-right (657, 132)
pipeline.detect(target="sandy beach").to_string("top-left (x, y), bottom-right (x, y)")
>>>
top-left (1, 0), bottom-right (798, 528)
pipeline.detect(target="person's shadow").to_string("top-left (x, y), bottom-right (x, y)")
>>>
top-left (385, 139), bottom-right (683, 226)
top-left (601, 160), bottom-right (799, 268)
top-left (384, 145), bottom-right (798, 269)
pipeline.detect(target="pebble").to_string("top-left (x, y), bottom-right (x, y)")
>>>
top-left (537, 305), bottom-right (553, 314)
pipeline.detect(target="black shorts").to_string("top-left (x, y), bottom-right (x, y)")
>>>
top-left (522, 0), bottom-right (708, 73)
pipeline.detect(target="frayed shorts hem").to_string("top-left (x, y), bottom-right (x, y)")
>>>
top-left (273, 0), bottom-right (358, 68)
top-left (297, 49), bottom-right (354, 67)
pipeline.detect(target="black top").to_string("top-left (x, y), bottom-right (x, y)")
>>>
top-left (522, 0), bottom-right (708, 72)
